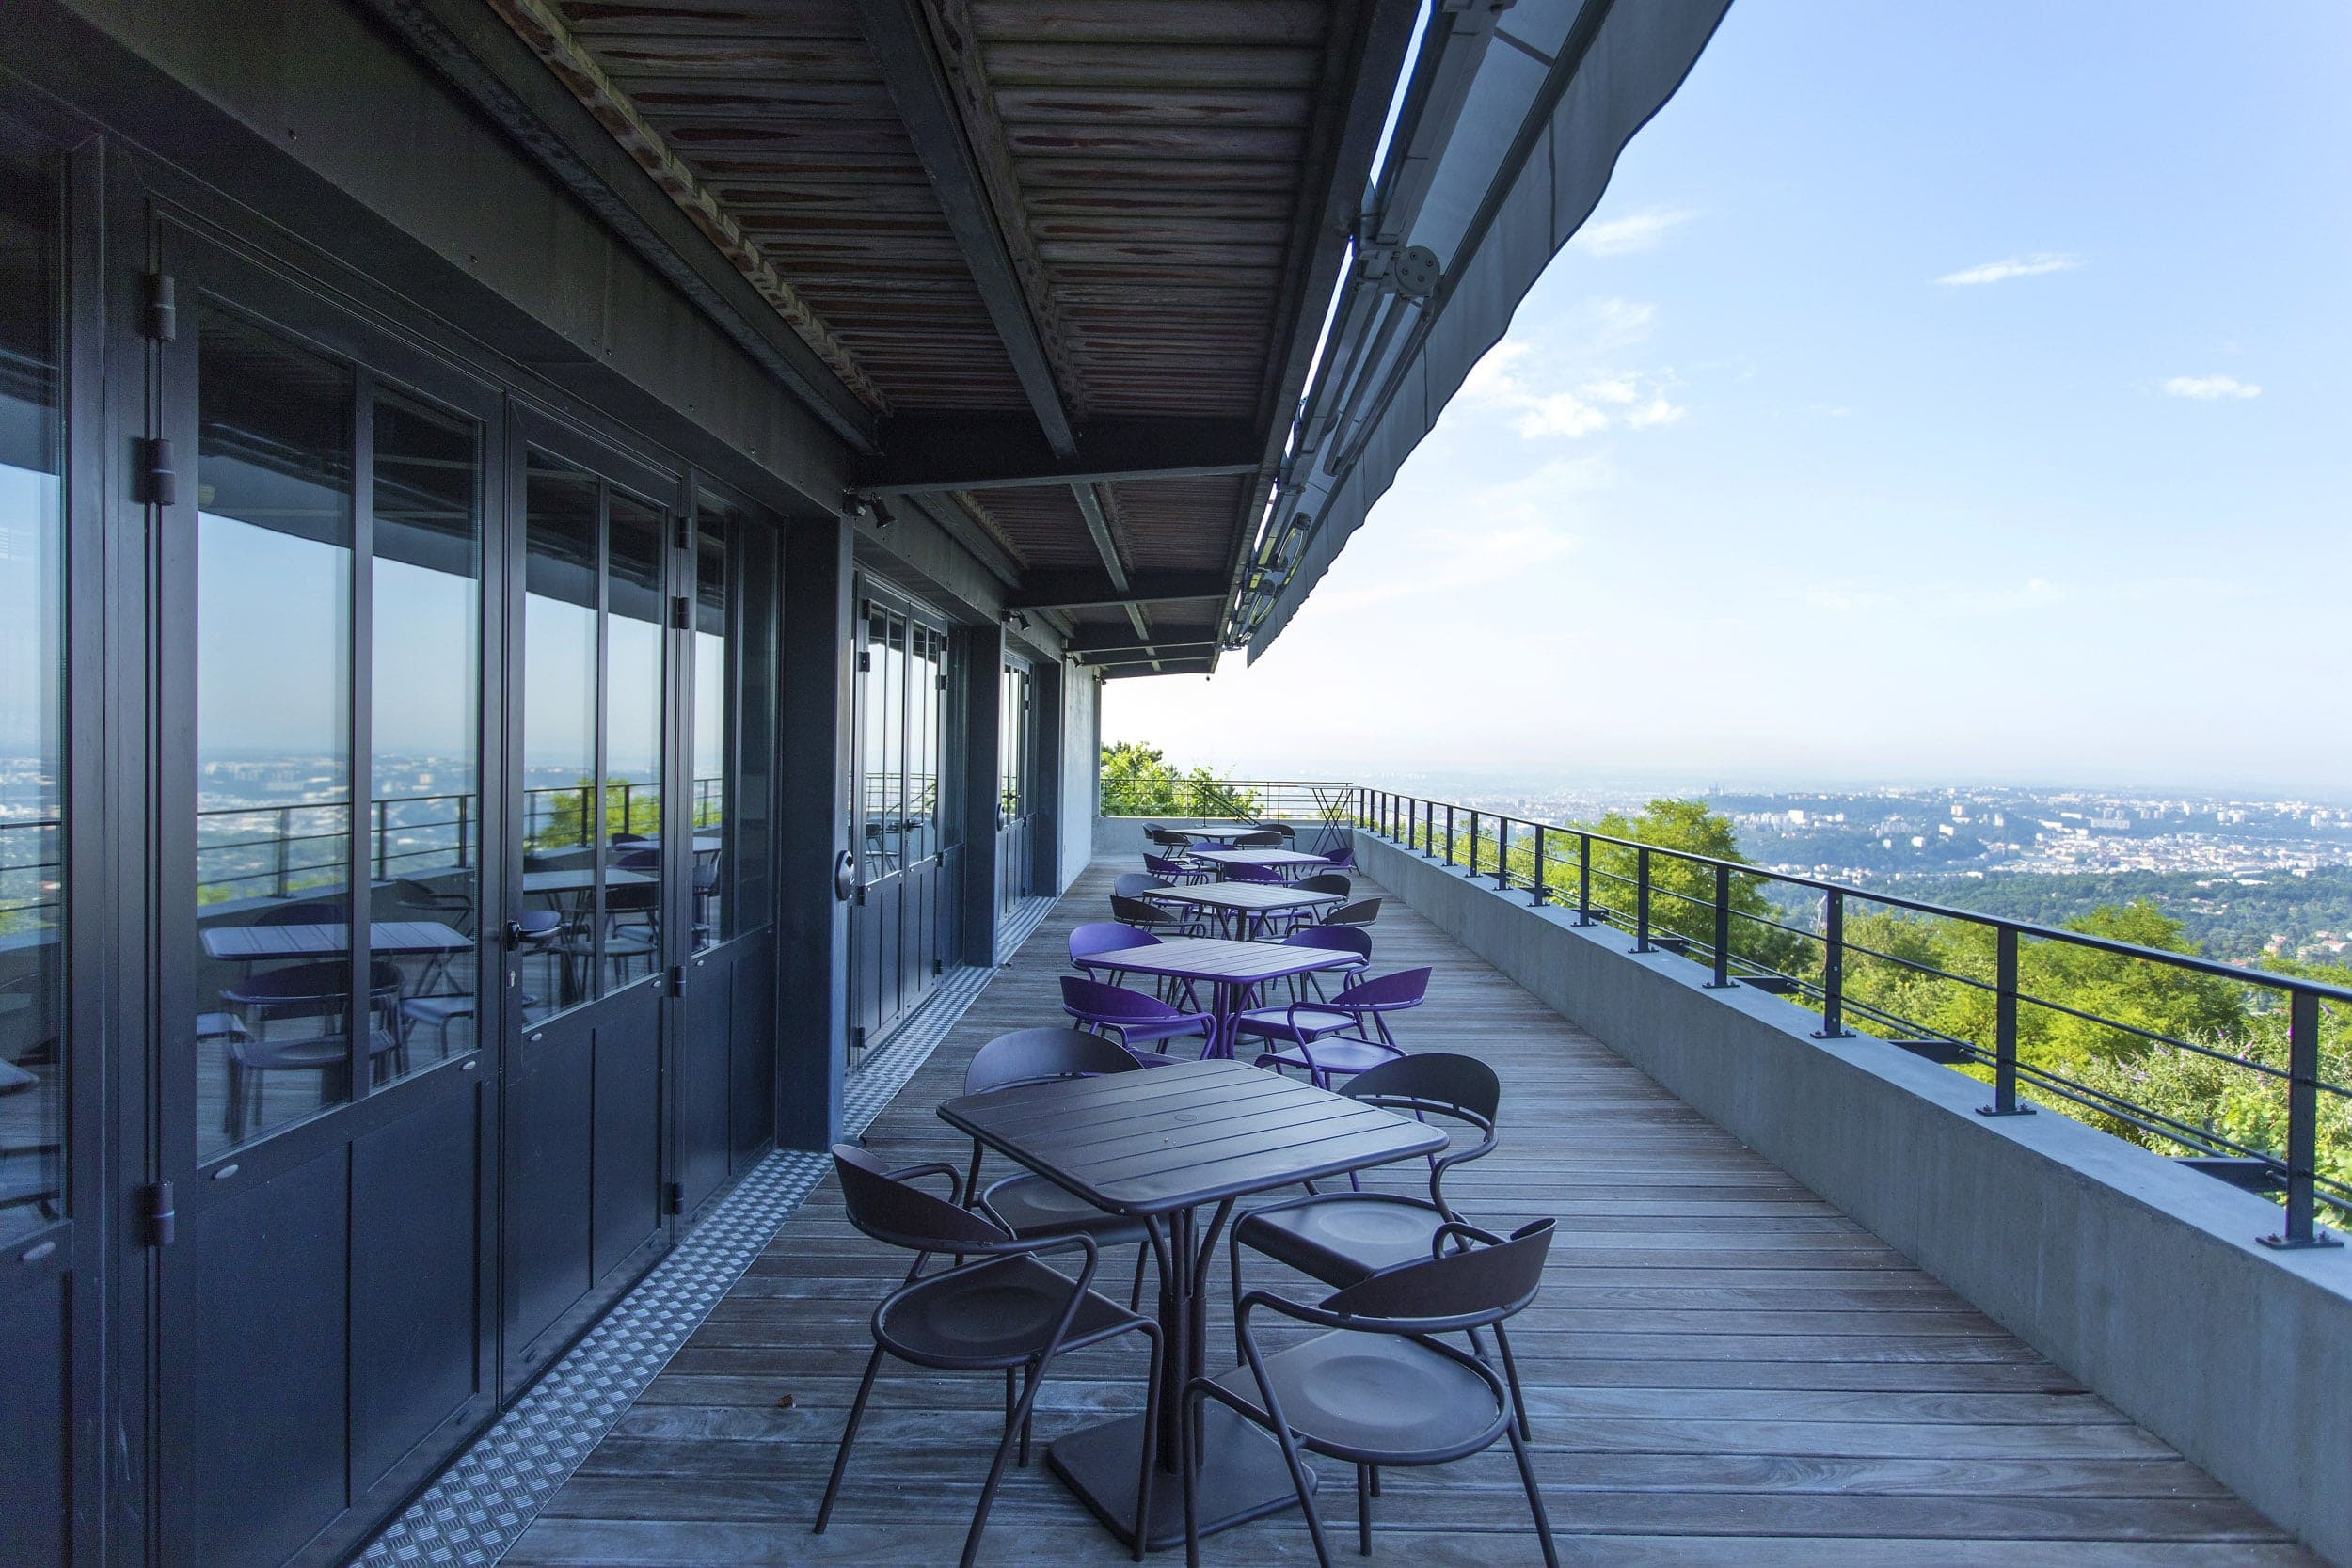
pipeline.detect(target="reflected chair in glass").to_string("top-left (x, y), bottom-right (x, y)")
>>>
top-left (1181, 1219), bottom-right (1559, 1568)
top-left (1234, 967), bottom-right (1432, 1090)
top-left (400, 911), bottom-right (559, 1057)
top-left (1228, 1053), bottom-right (1532, 1438)
top-left (216, 958), bottom-right (405, 1136)
top-left (814, 1145), bottom-right (1163, 1568)
top-left (396, 876), bottom-right (476, 995)
top-left (960, 1028), bottom-right (1160, 1307)
top-left (1060, 975), bottom-right (1216, 1060)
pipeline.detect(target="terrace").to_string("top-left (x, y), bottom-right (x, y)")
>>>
top-left (495, 859), bottom-right (2318, 1566)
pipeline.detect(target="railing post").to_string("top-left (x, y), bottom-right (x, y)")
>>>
top-left (1496, 817), bottom-right (1511, 891)
top-left (2262, 990), bottom-right (2343, 1248)
top-left (1633, 847), bottom-right (1652, 953)
top-left (274, 806), bottom-right (291, 899)
top-left (1707, 863), bottom-right (1732, 987)
top-left (373, 800), bottom-right (389, 883)
top-left (1532, 824), bottom-right (1546, 906)
top-left (1467, 811), bottom-right (1481, 878)
top-left (457, 796), bottom-right (470, 870)
top-left (1576, 832), bottom-right (1592, 926)
top-left (1814, 890), bottom-right (1850, 1038)
top-left (1444, 803), bottom-right (1455, 866)
top-left (1978, 926), bottom-right (2033, 1117)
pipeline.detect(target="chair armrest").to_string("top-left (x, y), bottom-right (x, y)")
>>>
top-left (884, 1159), bottom-right (965, 1208)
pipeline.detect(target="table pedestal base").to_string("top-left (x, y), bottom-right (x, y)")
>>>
top-left (1047, 1404), bottom-right (1315, 1552)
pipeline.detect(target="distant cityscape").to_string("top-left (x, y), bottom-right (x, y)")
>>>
top-left (1384, 775), bottom-right (2352, 967)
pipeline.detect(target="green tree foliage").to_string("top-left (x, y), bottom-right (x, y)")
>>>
top-left (1576, 799), bottom-right (1807, 975)
top-left (1099, 742), bottom-right (1259, 819)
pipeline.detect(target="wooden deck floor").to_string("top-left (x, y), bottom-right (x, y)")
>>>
top-left (504, 863), bottom-right (2314, 1568)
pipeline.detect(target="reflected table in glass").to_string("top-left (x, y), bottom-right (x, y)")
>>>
top-left (938, 1060), bottom-right (1446, 1551)
top-left (199, 921), bottom-right (471, 962)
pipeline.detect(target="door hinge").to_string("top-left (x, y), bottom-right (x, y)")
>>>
top-left (932, 958), bottom-right (944, 976)
top-left (852, 1025), bottom-right (867, 1050)
top-left (144, 437), bottom-right (178, 506)
top-left (938, 673), bottom-right (949, 690)
top-left (145, 272), bottom-right (177, 341)
top-left (664, 1180), bottom-right (685, 1216)
top-left (856, 650), bottom-right (872, 673)
top-left (675, 515), bottom-right (691, 551)
top-left (670, 594), bottom-right (690, 631)
top-left (667, 963), bottom-right (685, 998)
top-left (143, 1181), bottom-right (176, 1247)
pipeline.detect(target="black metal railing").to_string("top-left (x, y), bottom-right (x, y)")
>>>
top-left (1099, 777), bottom-right (1354, 827)
top-left (1352, 785), bottom-right (2352, 1249)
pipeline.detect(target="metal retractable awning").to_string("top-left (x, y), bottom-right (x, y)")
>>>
top-left (1232, 0), bottom-right (1733, 659)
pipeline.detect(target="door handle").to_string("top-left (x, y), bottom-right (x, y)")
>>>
top-left (833, 850), bottom-right (856, 902)
top-left (504, 918), bottom-right (529, 950)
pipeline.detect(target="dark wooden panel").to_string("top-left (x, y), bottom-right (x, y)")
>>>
top-left (165, 1148), bottom-right (349, 1568)
top-left (0, 1267), bottom-right (68, 1568)
top-left (352, 1086), bottom-right (484, 1495)
top-left (591, 990), bottom-right (663, 1283)
top-left (504, 1027), bottom-right (595, 1358)
top-left (678, 947), bottom-right (735, 1216)
top-left (727, 929), bottom-right (776, 1172)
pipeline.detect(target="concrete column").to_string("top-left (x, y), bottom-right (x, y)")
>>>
top-left (773, 513), bottom-right (853, 1148)
top-left (1027, 657), bottom-right (1064, 897)
top-left (955, 623), bottom-right (1005, 967)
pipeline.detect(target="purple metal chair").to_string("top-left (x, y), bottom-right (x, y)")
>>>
top-left (1143, 851), bottom-right (1208, 886)
top-left (1061, 975), bottom-right (1217, 1060)
top-left (1234, 967), bottom-right (1432, 1089)
top-left (815, 1145), bottom-right (1162, 1568)
top-left (1320, 845), bottom-right (1356, 872)
top-left (1069, 921), bottom-right (1170, 997)
top-left (1221, 861), bottom-right (1284, 885)
top-left (1280, 924), bottom-right (1372, 1002)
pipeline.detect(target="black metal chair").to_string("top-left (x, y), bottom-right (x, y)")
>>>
top-left (1184, 1218), bottom-right (1560, 1568)
top-left (1228, 1053), bottom-right (1532, 1435)
top-left (1232, 829), bottom-right (1284, 848)
top-left (1112, 871), bottom-right (1172, 899)
top-left (815, 1144), bottom-right (1163, 1568)
top-left (961, 1027), bottom-right (1158, 1307)
top-left (1320, 896), bottom-right (1382, 928)
top-left (1109, 892), bottom-right (1205, 941)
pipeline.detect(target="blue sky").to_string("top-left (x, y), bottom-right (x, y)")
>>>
top-left (1107, 1), bottom-right (2352, 795)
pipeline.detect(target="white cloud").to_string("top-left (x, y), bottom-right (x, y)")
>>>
top-left (1934, 252), bottom-right (2083, 286)
top-left (1571, 208), bottom-right (1696, 258)
top-left (1628, 398), bottom-right (1686, 429)
top-left (2162, 373), bottom-right (2262, 401)
top-left (1460, 309), bottom-right (1685, 442)
top-left (1311, 458), bottom-right (1605, 615)
top-left (1513, 394), bottom-right (1610, 439)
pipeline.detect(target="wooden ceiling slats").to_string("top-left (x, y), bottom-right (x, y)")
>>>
top-left (528, 0), bottom-right (1382, 632)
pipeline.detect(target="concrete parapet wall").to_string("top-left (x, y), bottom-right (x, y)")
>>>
top-left (1358, 831), bottom-right (2352, 1567)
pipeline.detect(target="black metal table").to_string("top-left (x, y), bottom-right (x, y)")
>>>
top-left (1138, 881), bottom-right (1340, 940)
top-left (1075, 937), bottom-right (1357, 1058)
top-left (938, 1059), bottom-right (1447, 1551)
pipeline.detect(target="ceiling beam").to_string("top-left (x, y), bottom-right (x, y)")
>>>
top-left (858, 0), bottom-right (1081, 457)
top-left (1070, 639), bottom-right (1219, 662)
top-left (1097, 657), bottom-right (1216, 680)
top-left (858, 417), bottom-right (1261, 496)
top-left (1004, 570), bottom-right (1230, 611)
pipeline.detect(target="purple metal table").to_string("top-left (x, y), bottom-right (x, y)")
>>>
top-left (1139, 881), bottom-right (1339, 940)
top-left (1076, 937), bottom-right (1357, 1056)
top-left (938, 1059), bottom-right (1447, 1551)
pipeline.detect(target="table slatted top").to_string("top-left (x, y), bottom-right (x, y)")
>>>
top-left (1082, 938), bottom-right (1356, 984)
top-left (1188, 847), bottom-right (1331, 869)
top-left (940, 1059), bottom-right (1446, 1215)
top-left (522, 867), bottom-right (657, 895)
top-left (199, 921), bottom-right (470, 960)
top-left (1142, 883), bottom-right (1341, 912)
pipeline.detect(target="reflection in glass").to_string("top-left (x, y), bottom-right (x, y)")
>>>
top-left (691, 500), bottom-right (730, 950)
top-left (860, 607), bottom-right (889, 880)
top-left (522, 456), bottom-right (599, 1014)
top-left (999, 664), bottom-right (1027, 819)
top-left (728, 517), bottom-right (774, 940)
top-left (604, 492), bottom-right (665, 990)
top-left (0, 140), bottom-right (63, 1235)
top-left (373, 392), bottom-right (481, 1073)
top-left (194, 309), bottom-right (359, 1158)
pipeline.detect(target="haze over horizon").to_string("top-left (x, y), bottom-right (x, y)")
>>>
top-left (1104, 1), bottom-right (2352, 798)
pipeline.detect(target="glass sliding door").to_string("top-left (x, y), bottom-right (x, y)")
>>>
top-left (675, 489), bottom-right (777, 1214)
top-left (501, 421), bottom-right (679, 1382)
top-left (996, 657), bottom-right (1033, 919)
top-left (848, 587), bottom-right (955, 1058)
top-left (154, 228), bottom-right (501, 1568)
